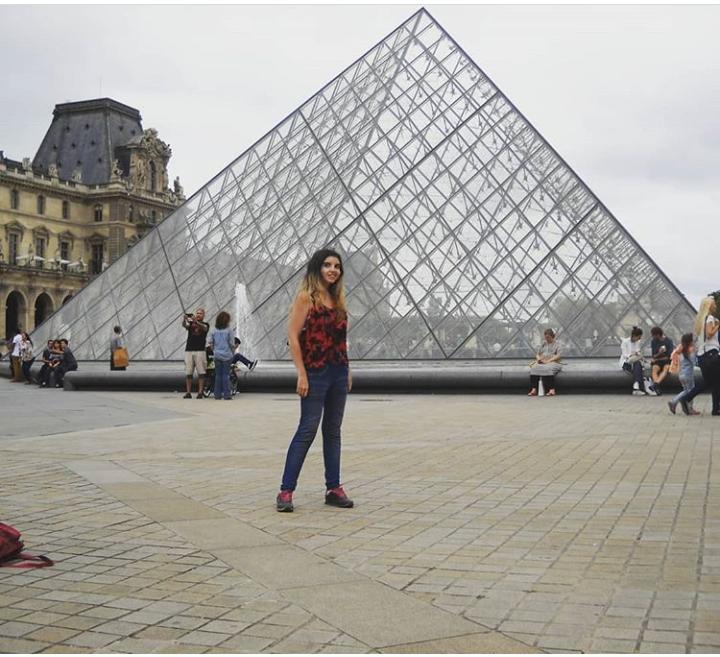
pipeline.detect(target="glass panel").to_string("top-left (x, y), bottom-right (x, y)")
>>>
top-left (29, 9), bottom-right (694, 361)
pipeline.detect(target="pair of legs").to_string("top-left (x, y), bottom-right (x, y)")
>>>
top-left (213, 359), bottom-right (232, 400)
top-left (675, 354), bottom-right (720, 414)
top-left (623, 361), bottom-right (648, 392)
top-left (232, 352), bottom-right (256, 369)
top-left (184, 351), bottom-right (206, 398)
top-left (10, 356), bottom-right (22, 382)
top-left (110, 356), bottom-right (126, 371)
top-left (54, 364), bottom-right (77, 387)
top-left (670, 375), bottom-right (700, 415)
top-left (21, 359), bottom-right (34, 383)
top-left (279, 364), bottom-right (350, 508)
top-left (40, 364), bottom-right (59, 387)
top-left (652, 361), bottom-right (671, 386)
top-left (529, 374), bottom-right (555, 396)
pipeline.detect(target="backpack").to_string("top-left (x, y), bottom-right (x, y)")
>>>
top-left (0, 523), bottom-right (54, 568)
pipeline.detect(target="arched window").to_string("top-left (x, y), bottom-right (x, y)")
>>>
top-left (94, 204), bottom-right (103, 222)
top-left (10, 189), bottom-right (19, 210)
top-left (62, 200), bottom-right (70, 219)
top-left (37, 195), bottom-right (46, 215)
top-left (149, 161), bottom-right (157, 192)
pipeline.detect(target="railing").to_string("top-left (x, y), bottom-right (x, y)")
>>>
top-left (0, 261), bottom-right (89, 278)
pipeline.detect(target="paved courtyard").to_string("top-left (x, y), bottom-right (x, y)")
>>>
top-left (1, 383), bottom-right (719, 653)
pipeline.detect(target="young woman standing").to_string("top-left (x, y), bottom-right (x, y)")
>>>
top-left (277, 249), bottom-right (353, 512)
top-left (208, 311), bottom-right (235, 400)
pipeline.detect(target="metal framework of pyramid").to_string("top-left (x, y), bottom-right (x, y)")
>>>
top-left (33, 8), bottom-right (695, 361)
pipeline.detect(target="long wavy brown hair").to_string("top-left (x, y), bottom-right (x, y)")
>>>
top-left (297, 249), bottom-right (347, 317)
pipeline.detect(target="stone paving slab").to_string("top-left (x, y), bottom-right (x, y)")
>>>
top-left (164, 519), bottom-right (283, 549)
top-left (379, 631), bottom-right (539, 653)
top-left (1, 382), bottom-right (719, 653)
top-left (281, 580), bottom-right (492, 648)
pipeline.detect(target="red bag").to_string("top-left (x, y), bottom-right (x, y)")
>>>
top-left (0, 523), bottom-right (54, 568)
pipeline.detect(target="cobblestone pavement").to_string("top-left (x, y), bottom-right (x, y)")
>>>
top-left (1, 383), bottom-right (718, 653)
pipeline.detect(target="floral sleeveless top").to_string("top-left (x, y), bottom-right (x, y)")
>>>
top-left (300, 305), bottom-right (348, 369)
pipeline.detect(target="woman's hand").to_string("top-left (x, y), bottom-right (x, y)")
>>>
top-left (347, 369), bottom-right (353, 392)
top-left (296, 373), bottom-right (309, 398)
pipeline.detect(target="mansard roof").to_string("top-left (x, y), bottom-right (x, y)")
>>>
top-left (32, 98), bottom-right (144, 185)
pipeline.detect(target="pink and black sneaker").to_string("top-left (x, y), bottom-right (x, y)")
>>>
top-left (276, 490), bottom-right (294, 512)
top-left (325, 486), bottom-right (354, 508)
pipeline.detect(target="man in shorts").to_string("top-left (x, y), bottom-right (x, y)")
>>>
top-left (182, 308), bottom-right (209, 399)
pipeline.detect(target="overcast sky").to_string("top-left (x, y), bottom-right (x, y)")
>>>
top-left (2, 4), bottom-right (718, 306)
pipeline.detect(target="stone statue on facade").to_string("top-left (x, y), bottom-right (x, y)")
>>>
top-left (111, 159), bottom-right (124, 181)
top-left (47, 162), bottom-right (59, 178)
top-left (135, 161), bottom-right (146, 189)
top-left (71, 167), bottom-right (83, 182)
top-left (173, 176), bottom-right (184, 196)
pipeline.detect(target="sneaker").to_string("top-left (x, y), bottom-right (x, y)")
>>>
top-left (681, 400), bottom-right (691, 416)
top-left (325, 486), bottom-right (354, 508)
top-left (250, 360), bottom-right (259, 371)
top-left (196, 393), bottom-right (204, 399)
top-left (633, 381), bottom-right (640, 391)
top-left (690, 409), bottom-right (702, 416)
top-left (632, 389), bottom-right (647, 396)
top-left (667, 401), bottom-right (677, 415)
top-left (183, 392), bottom-right (192, 399)
top-left (646, 385), bottom-right (658, 397)
top-left (276, 490), bottom-right (294, 512)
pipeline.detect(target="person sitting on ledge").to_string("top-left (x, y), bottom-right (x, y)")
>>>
top-left (620, 326), bottom-right (657, 396)
top-left (650, 325), bottom-right (674, 393)
top-left (528, 328), bottom-right (562, 396)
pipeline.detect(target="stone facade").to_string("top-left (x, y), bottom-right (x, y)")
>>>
top-left (0, 98), bottom-right (185, 340)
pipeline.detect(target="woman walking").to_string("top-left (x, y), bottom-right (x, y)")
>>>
top-left (110, 326), bottom-right (126, 371)
top-left (528, 328), bottom-right (562, 396)
top-left (208, 311), bottom-right (234, 400)
top-left (277, 249), bottom-right (353, 513)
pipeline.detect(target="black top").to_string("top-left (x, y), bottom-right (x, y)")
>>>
top-left (184, 319), bottom-right (209, 352)
top-left (651, 336), bottom-right (674, 364)
top-left (62, 347), bottom-right (77, 369)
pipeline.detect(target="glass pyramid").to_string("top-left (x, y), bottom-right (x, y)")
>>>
top-left (33, 8), bottom-right (695, 360)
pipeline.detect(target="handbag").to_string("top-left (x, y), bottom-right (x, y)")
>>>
top-left (113, 347), bottom-right (129, 368)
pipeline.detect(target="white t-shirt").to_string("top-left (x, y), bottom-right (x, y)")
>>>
top-left (11, 333), bottom-right (22, 357)
top-left (619, 337), bottom-right (643, 368)
top-left (700, 315), bottom-right (720, 354)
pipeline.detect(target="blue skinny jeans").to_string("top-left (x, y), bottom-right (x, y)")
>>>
top-left (214, 358), bottom-right (232, 399)
top-left (281, 364), bottom-right (349, 492)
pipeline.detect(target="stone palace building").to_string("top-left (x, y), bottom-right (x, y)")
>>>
top-left (0, 97), bottom-right (185, 340)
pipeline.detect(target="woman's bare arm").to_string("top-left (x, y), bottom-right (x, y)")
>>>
top-left (288, 293), bottom-right (312, 397)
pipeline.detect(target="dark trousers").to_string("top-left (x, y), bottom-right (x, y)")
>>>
top-left (214, 359), bottom-right (231, 399)
top-left (684, 352), bottom-right (720, 413)
top-left (40, 364), bottom-right (55, 386)
top-left (232, 353), bottom-right (253, 368)
top-left (55, 364), bottom-right (77, 386)
top-left (281, 364), bottom-right (349, 492)
top-left (21, 359), bottom-right (34, 383)
top-left (623, 361), bottom-right (645, 389)
top-left (530, 374), bottom-right (555, 391)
